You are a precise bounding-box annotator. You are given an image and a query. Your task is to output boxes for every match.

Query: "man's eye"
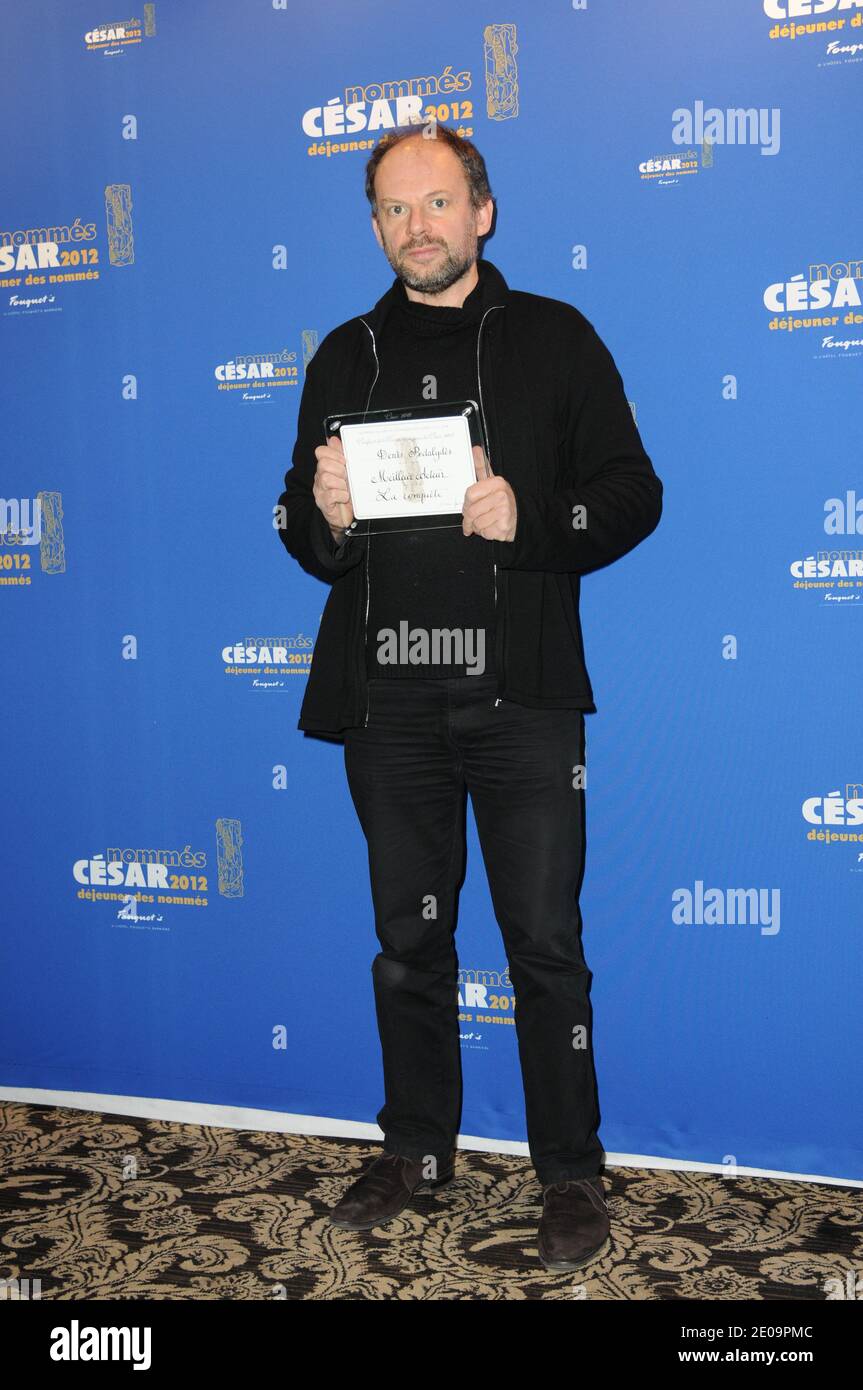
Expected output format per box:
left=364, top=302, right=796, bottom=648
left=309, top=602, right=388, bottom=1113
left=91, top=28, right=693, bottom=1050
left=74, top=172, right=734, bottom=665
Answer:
left=385, top=201, right=446, bottom=214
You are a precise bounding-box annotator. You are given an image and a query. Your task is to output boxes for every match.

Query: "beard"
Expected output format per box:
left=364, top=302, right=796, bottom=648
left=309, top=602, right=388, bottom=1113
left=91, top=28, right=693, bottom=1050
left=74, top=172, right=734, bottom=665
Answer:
left=383, top=227, right=479, bottom=296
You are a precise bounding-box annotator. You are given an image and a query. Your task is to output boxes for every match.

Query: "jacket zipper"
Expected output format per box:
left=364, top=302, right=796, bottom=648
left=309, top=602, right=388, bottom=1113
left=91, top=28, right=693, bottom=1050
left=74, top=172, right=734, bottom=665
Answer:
left=476, top=304, right=505, bottom=706
left=358, top=318, right=379, bottom=727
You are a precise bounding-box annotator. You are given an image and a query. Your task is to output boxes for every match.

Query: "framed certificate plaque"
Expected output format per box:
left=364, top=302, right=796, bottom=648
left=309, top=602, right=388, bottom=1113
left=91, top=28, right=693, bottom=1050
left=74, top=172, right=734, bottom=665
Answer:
left=322, top=399, right=490, bottom=530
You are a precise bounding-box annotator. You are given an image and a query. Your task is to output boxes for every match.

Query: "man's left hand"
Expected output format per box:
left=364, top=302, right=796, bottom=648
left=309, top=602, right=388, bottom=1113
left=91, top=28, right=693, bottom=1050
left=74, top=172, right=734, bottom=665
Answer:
left=463, top=446, right=517, bottom=542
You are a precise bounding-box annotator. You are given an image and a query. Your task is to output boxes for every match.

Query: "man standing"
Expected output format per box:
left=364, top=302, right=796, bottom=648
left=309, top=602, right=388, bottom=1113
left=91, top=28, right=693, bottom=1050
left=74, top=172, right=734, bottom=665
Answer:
left=276, top=123, right=662, bottom=1272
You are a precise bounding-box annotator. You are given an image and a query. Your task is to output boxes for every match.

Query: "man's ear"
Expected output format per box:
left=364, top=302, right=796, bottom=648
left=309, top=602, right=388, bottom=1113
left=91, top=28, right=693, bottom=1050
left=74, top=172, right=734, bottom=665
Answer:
left=478, top=197, right=494, bottom=238
left=371, top=213, right=383, bottom=249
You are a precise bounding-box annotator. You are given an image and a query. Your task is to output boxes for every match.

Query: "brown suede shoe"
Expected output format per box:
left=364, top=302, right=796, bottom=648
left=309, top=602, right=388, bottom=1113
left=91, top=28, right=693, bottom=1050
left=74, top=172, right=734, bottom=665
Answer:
left=537, top=1174, right=611, bottom=1272
left=328, top=1151, right=456, bottom=1231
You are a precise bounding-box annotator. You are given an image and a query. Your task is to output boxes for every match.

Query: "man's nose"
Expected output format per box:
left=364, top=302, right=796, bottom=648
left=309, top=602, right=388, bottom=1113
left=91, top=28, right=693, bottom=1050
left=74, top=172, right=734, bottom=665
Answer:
left=407, top=210, right=432, bottom=239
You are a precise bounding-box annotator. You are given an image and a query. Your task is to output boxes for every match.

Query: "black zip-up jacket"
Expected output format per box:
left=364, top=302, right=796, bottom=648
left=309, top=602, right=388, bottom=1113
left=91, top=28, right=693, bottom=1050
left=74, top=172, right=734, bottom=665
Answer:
left=276, top=257, right=663, bottom=738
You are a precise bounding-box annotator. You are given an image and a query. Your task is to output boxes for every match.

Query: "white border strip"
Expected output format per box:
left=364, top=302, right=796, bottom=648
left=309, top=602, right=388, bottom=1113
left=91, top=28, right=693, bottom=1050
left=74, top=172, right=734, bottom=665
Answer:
left=1, top=1087, right=859, bottom=1189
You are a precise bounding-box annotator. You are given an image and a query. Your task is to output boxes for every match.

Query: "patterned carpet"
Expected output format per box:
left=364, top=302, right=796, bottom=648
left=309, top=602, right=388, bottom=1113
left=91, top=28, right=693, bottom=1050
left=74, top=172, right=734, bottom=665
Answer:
left=0, top=1102, right=859, bottom=1300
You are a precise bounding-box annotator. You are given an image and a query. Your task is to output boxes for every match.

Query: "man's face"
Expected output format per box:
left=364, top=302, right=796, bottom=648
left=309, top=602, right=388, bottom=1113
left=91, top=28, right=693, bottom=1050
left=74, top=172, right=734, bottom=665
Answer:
left=371, top=136, right=493, bottom=295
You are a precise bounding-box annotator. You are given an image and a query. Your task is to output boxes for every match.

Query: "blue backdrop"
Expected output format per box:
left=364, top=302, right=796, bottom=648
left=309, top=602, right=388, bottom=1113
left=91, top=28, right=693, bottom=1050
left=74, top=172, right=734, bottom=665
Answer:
left=3, top=0, right=862, bottom=1182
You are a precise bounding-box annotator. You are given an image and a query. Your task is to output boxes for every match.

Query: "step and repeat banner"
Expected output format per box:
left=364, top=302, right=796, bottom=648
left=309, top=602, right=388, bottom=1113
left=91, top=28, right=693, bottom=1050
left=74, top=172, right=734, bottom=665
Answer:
left=3, top=0, right=862, bottom=1182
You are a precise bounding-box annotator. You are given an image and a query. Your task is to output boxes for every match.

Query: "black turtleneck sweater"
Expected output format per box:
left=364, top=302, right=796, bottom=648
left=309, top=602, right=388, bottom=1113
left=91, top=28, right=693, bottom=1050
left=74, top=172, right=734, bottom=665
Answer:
left=363, top=264, right=497, bottom=679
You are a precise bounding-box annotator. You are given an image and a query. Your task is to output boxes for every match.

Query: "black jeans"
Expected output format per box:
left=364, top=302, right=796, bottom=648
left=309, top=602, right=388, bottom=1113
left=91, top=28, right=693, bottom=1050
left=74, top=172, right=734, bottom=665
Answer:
left=343, top=673, right=604, bottom=1185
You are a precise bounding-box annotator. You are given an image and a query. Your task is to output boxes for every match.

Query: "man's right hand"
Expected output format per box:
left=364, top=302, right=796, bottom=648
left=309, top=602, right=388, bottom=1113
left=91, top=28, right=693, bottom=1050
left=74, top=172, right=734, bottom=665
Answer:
left=313, top=435, right=355, bottom=540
